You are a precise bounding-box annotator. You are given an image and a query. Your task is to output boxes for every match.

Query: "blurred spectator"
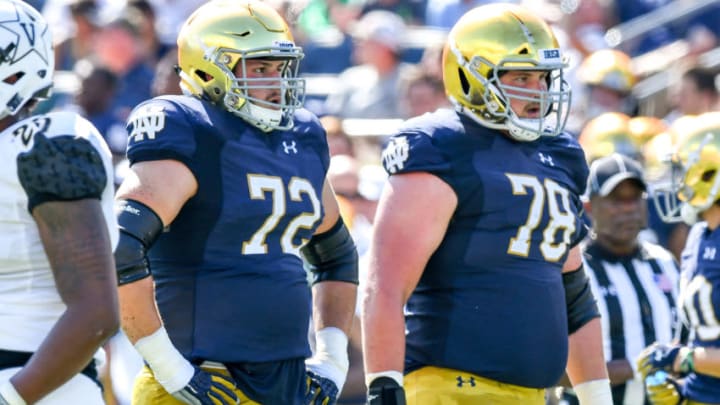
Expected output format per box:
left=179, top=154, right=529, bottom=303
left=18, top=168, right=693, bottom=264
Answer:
left=398, top=68, right=450, bottom=118
left=571, top=49, right=638, bottom=135
left=142, top=0, right=206, bottom=48
left=417, top=41, right=444, bottom=81
left=299, top=0, right=360, bottom=74
left=664, top=65, right=719, bottom=124
left=93, top=7, right=155, bottom=124
left=321, top=115, right=356, bottom=157
left=150, top=47, right=181, bottom=97
left=127, top=0, right=172, bottom=66
left=324, top=10, right=414, bottom=118
left=558, top=0, right=615, bottom=58
left=424, top=0, right=518, bottom=29
left=63, top=59, right=119, bottom=141
left=53, top=0, right=100, bottom=71
left=360, top=0, right=426, bottom=25
left=613, top=0, right=720, bottom=57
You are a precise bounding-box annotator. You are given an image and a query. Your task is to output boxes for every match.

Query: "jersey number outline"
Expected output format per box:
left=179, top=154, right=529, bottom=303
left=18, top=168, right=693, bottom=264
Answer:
left=681, top=275, right=720, bottom=341
left=506, top=174, right=576, bottom=261
left=242, top=174, right=321, bottom=256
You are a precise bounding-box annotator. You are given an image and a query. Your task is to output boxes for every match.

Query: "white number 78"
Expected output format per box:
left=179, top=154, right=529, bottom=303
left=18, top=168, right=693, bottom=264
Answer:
left=506, top=174, right=576, bottom=262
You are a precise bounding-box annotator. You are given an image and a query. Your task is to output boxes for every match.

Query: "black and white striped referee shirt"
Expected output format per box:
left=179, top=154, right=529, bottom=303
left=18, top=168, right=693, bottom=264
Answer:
left=583, top=239, right=680, bottom=405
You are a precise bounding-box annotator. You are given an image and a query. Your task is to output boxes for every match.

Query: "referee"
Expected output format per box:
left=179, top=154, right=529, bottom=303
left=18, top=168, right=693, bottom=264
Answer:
left=559, top=154, right=680, bottom=405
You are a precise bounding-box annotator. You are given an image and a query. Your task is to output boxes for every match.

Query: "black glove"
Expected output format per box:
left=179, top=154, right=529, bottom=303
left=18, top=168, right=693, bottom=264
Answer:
left=305, top=370, right=339, bottom=405
left=171, top=366, right=238, bottom=405
left=367, top=377, right=406, bottom=405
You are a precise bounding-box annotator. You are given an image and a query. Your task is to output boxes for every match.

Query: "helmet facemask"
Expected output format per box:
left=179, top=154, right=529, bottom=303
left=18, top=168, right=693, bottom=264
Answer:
left=448, top=44, right=571, bottom=142
left=176, top=0, right=306, bottom=132
left=0, top=0, right=54, bottom=120
left=196, top=45, right=305, bottom=132
left=653, top=132, right=720, bottom=224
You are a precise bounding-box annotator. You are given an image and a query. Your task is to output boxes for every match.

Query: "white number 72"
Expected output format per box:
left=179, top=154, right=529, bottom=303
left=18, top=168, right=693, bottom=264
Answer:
left=242, top=174, right=321, bottom=256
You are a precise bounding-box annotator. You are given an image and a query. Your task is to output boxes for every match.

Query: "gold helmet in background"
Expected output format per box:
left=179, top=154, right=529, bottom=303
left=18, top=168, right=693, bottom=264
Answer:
left=577, top=49, right=636, bottom=94
left=442, top=3, right=571, bottom=142
left=674, top=112, right=720, bottom=223
left=628, top=116, right=668, bottom=147
left=177, top=0, right=305, bottom=131
left=578, top=112, right=641, bottom=163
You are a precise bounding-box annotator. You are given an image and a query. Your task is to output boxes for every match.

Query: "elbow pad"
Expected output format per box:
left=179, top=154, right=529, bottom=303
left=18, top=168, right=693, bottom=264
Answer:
left=301, top=218, right=359, bottom=285
left=114, top=199, right=163, bottom=285
left=563, top=265, right=600, bottom=334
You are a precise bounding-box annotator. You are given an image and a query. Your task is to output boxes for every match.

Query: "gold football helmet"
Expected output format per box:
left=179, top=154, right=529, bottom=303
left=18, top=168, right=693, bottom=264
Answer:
left=577, top=49, right=636, bottom=94
left=442, top=4, right=571, bottom=141
left=628, top=116, right=668, bottom=147
left=652, top=113, right=720, bottom=224
left=578, top=112, right=641, bottom=163
left=177, top=0, right=305, bottom=131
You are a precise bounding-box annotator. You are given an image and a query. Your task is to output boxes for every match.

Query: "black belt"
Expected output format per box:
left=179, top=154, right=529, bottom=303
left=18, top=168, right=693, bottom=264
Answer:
left=0, top=350, right=100, bottom=387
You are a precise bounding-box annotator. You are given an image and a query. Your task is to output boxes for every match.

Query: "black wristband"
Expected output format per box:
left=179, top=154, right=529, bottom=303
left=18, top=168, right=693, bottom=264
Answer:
left=368, top=377, right=406, bottom=405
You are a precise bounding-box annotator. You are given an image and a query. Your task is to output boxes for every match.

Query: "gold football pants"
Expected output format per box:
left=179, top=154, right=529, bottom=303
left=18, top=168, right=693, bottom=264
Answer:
left=404, top=366, right=545, bottom=405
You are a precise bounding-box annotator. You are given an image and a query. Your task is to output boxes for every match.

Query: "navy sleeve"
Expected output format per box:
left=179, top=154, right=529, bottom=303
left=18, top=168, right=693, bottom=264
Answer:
left=17, top=134, right=107, bottom=212
left=125, top=98, right=197, bottom=168
left=381, top=132, right=452, bottom=177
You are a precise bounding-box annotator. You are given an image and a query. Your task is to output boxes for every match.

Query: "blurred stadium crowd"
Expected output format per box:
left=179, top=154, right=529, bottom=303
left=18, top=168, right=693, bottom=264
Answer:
left=22, top=0, right=720, bottom=404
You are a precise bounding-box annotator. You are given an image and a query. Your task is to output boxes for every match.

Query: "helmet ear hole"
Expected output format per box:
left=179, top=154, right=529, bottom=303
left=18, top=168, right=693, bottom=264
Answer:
left=458, top=68, right=470, bottom=96
left=703, top=169, right=716, bottom=182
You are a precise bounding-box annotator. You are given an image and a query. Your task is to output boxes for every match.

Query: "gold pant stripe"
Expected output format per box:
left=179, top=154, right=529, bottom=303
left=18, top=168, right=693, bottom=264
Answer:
left=131, top=365, right=261, bottom=405
left=404, top=366, right=545, bottom=405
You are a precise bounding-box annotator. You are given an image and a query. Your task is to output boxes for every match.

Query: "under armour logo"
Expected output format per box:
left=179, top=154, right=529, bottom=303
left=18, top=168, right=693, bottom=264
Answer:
left=282, top=140, right=297, bottom=154
left=538, top=152, right=554, bottom=166
left=382, top=136, right=410, bottom=174
left=703, top=247, right=716, bottom=260
left=456, top=376, right=475, bottom=387
left=128, top=105, right=166, bottom=142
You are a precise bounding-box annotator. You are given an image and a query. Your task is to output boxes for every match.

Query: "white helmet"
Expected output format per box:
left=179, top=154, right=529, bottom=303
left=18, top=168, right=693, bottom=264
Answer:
left=0, top=0, right=54, bottom=119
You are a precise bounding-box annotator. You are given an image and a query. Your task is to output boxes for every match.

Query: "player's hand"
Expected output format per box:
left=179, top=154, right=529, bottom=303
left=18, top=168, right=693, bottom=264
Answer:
left=645, top=371, right=684, bottom=405
left=305, top=370, right=339, bottom=405
left=636, top=343, right=682, bottom=379
left=171, top=366, right=239, bottom=405
left=367, top=377, right=406, bottom=405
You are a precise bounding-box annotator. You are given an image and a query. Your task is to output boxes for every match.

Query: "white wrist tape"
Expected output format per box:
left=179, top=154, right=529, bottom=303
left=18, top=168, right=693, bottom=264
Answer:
left=574, top=378, right=612, bottom=405
left=305, top=327, right=349, bottom=393
left=134, top=327, right=195, bottom=394
left=365, top=370, right=404, bottom=387
left=0, top=382, right=25, bottom=405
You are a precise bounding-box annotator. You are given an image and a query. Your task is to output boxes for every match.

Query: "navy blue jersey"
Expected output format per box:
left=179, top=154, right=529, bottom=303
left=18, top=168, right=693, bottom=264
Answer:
left=382, top=109, right=588, bottom=388
left=678, top=223, right=720, bottom=402
left=125, top=96, right=330, bottom=363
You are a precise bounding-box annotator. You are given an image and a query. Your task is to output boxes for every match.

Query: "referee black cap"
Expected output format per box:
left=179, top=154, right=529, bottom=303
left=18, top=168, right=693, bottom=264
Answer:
left=587, top=153, right=646, bottom=198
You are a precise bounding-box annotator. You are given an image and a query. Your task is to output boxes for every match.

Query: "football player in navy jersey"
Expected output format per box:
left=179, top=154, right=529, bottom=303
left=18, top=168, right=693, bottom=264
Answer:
left=638, top=112, right=720, bottom=405
left=0, top=1, right=120, bottom=404
left=112, top=1, right=358, bottom=405
left=361, top=4, right=612, bottom=405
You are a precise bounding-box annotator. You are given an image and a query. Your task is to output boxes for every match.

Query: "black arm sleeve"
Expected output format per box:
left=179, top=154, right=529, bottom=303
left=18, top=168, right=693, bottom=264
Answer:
left=563, top=265, right=601, bottom=334
left=368, top=377, right=406, bottom=405
left=300, top=218, right=359, bottom=285
left=114, top=199, right=164, bottom=285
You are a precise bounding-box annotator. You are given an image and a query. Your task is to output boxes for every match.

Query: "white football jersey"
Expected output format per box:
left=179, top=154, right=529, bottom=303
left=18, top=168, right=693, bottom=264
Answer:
left=0, top=111, right=118, bottom=352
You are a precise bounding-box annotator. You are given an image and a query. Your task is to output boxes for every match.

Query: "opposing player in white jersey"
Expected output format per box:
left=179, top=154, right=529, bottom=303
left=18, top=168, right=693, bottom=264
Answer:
left=0, top=1, right=120, bottom=404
